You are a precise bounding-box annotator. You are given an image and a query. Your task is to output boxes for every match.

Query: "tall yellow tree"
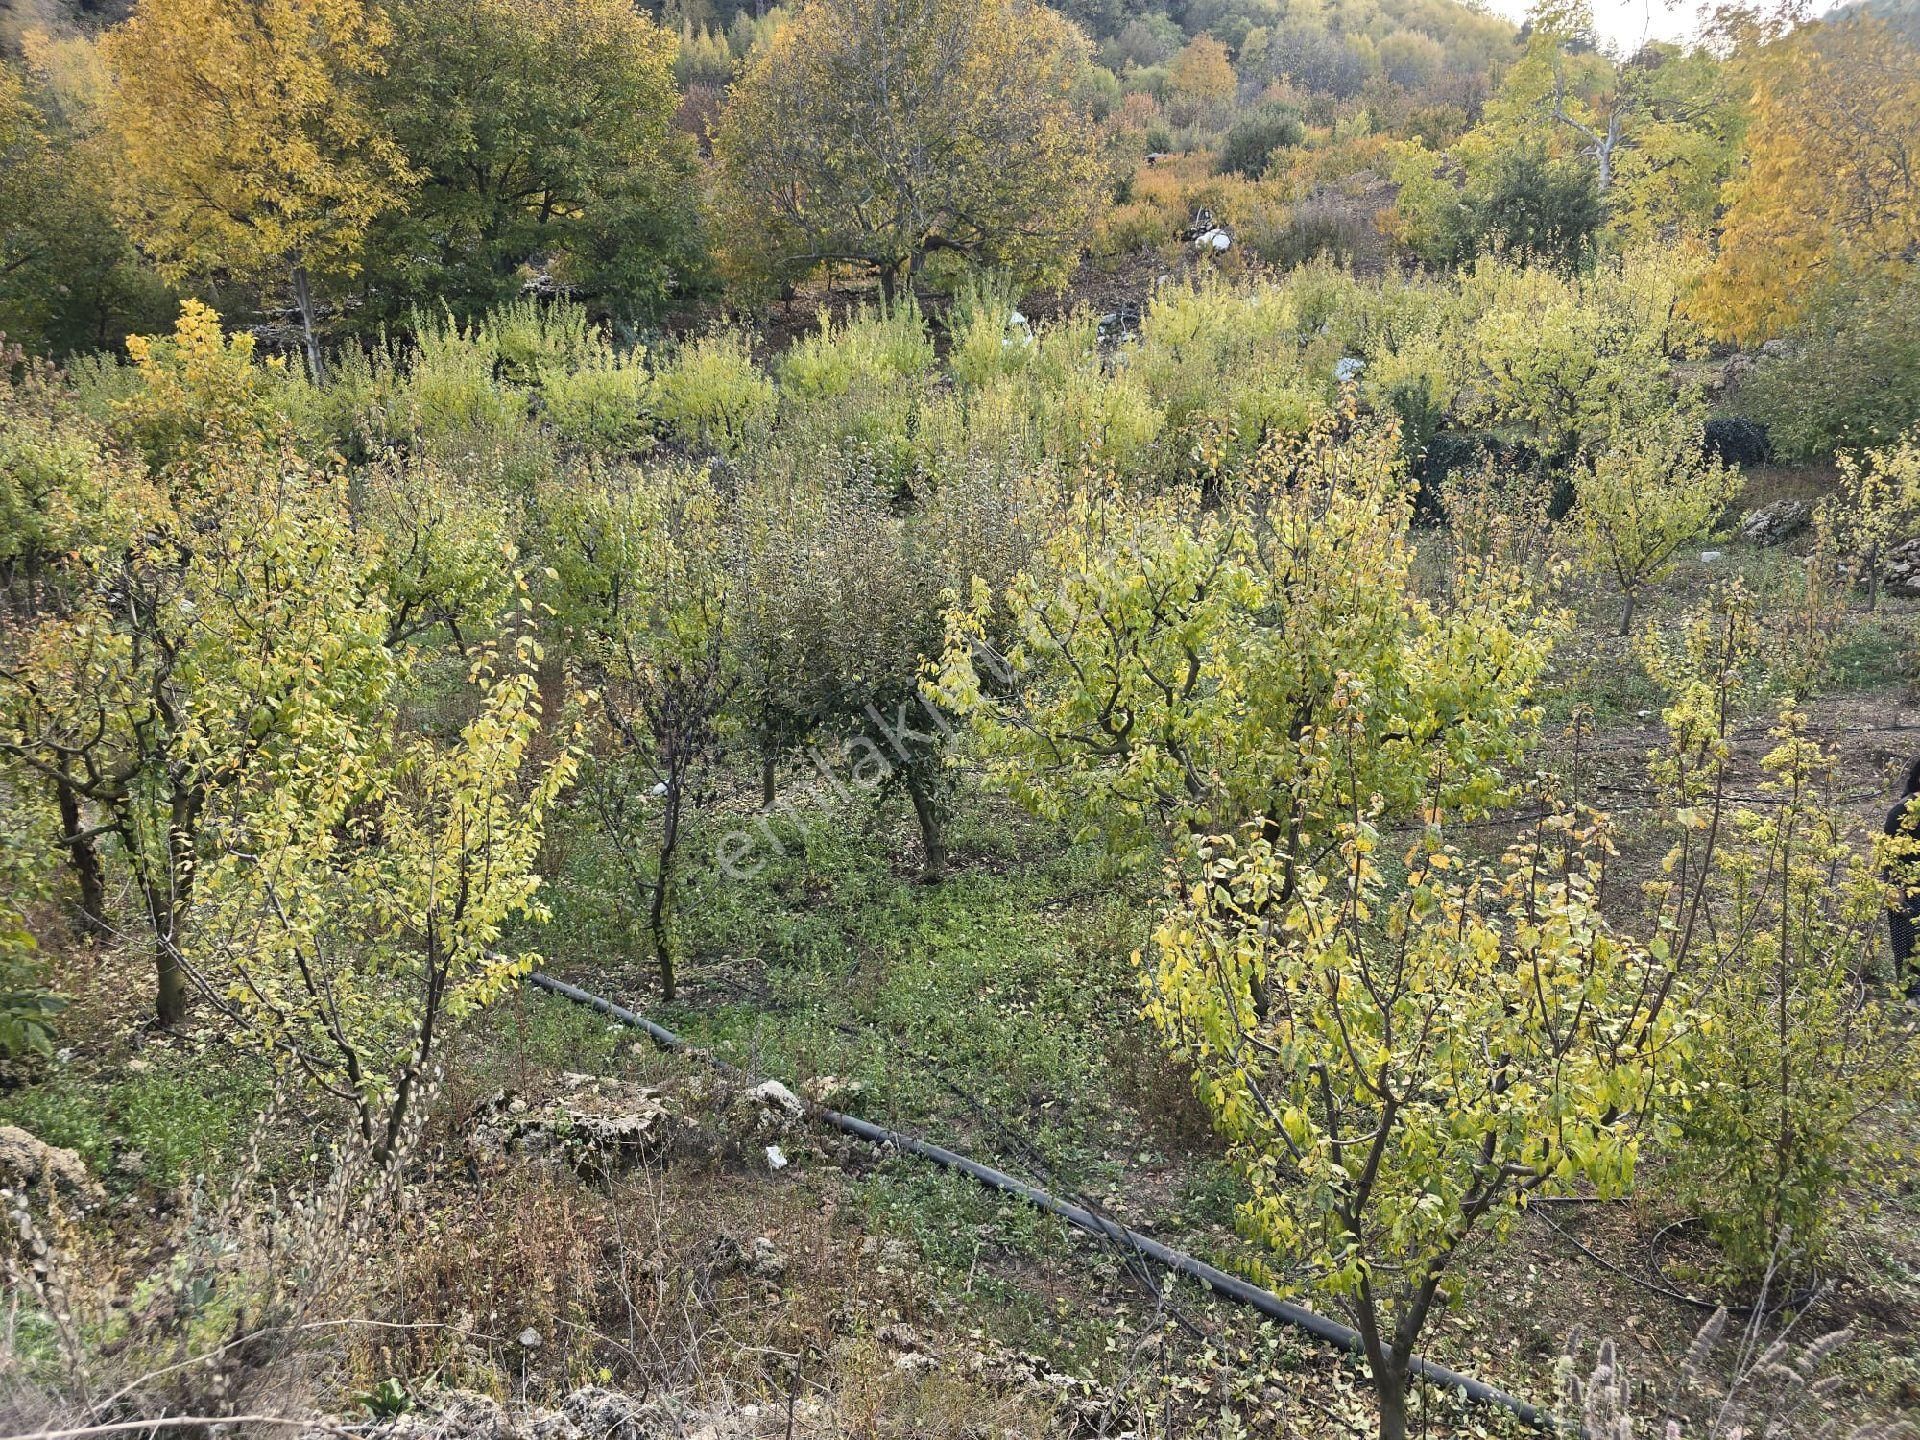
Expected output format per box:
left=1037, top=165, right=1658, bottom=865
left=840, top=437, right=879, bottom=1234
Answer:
left=712, top=0, right=1107, bottom=299
left=1164, top=34, right=1235, bottom=126
left=100, top=0, right=411, bottom=378
left=1693, top=14, right=1920, bottom=342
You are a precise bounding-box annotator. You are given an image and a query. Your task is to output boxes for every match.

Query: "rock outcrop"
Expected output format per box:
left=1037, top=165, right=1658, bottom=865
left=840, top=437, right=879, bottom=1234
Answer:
left=1737, top=498, right=1812, bottom=547
left=0, top=1124, right=102, bottom=1201
left=466, top=1074, right=682, bottom=1174
left=1885, top=536, right=1920, bottom=597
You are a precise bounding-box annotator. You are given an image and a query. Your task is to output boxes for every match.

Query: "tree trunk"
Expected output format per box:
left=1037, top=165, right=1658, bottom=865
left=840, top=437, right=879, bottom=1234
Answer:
left=1352, top=1288, right=1410, bottom=1440
left=291, top=262, right=327, bottom=386
left=153, top=889, right=189, bottom=1028
left=1374, top=1367, right=1409, bottom=1440
left=903, top=767, right=946, bottom=882
left=761, top=750, right=777, bottom=810
left=877, top=264, right=897, bottom=307
left=1595, top=110, right=1620, bottom=192
left=651, top=778, right=682, bottom=1002
left=53, top=778, right=108, bottom=939
left=149, top=798, right=198, bottom=1027
left=1617, top=587, right=1637, bottom=636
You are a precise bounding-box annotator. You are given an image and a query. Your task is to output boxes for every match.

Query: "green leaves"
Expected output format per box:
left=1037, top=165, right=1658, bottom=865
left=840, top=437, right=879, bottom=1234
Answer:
left=362, top=0, right=700, bottom=327
left=939, top=404, right=1556, bottom=859
left=191, top=616, right=578, bottom=1136
left=711, top=0, right=1108, bottom=293
left=1569, top=397, right=1743, bottom=635
left=1660, top=708, right=1912, bottom=1277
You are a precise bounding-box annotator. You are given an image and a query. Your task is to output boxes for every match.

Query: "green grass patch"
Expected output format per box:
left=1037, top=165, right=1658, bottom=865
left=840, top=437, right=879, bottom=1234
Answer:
left=534, top=783, right=1168, bottom=1189
left=0, top=1047, right=271, bottom=1191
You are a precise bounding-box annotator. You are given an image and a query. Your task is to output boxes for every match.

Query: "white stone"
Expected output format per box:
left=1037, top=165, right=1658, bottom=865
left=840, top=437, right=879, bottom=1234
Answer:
left=748, top=1078, right=803, bottom=1118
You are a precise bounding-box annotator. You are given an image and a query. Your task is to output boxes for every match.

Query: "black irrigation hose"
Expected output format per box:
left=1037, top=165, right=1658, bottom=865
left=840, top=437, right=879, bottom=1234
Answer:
left=1529, top=1210, right=1821, bottom=1321
left=1530, top=1208, right=1723, bottom=1314
left=526, top=970, right=1549, bottom=1430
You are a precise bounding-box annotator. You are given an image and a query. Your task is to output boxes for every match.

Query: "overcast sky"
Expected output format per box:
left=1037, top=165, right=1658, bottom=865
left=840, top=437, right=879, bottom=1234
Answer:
left=1479, top=0, right=1842, bottom=51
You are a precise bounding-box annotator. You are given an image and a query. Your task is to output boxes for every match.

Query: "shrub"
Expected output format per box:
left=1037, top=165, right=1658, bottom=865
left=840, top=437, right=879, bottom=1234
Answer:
left=1038, top=364, right=1165, bottom=478
left=1573, top=404, right=1742, bottom=634
left=1217, top=104, right=1303, bottom=178
left=777, top=301, right=935, bottom=398
left=1741, top=269, right=1920, bottom=459
left=653, top=329, right=776, bottom=455
left=539, top=345, right=653, bottom=451
left=1812, top=425, right=1920, bottom=610
left=946, top=274, right=1033, bottom=390
left=1148, top=813, right=1670, bottom=1440
left=0, top=794, right=60, bottom=1062
left=1471, top=146, right=1604, bottom=273
left=779, top=376, right=925, bottom=490
left=282, top=338, right=409, bottom=458
left=481, top=298, right=600, bottom=385
left=1129, top=281, right=1302, bottom=436
left=110, top=300, right=289, bottom=469
left=912, top=380, right=1039, bottom=478
left=1245, top=192, right=1378, bottom=269
left=1457, top=258, right=1679, bottom=454
left=1639, top=602, right=1911, bottom=1280
left=1702, top=416, right=1772, bottom=467
left=403, top=308, right=527, bottom=444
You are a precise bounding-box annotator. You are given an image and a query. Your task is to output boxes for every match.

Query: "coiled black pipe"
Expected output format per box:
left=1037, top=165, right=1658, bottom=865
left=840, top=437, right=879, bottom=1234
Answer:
left=527, top=970, right=1547, bottom=1428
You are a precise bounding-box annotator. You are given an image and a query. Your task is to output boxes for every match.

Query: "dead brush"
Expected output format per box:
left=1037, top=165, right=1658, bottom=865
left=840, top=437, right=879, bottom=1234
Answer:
left=0, top=1065, right=439, bottom=1439
left=370, top=1155, right=838, bottom=1401
left=1557, top=1253, right=1914, bottom=1440
left=363, top=1149, right=1053, bottom=1433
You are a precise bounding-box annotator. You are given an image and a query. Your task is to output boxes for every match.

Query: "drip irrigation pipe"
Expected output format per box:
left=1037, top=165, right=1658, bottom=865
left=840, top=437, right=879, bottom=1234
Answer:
left=527, top=970, right=1548, bottom=1430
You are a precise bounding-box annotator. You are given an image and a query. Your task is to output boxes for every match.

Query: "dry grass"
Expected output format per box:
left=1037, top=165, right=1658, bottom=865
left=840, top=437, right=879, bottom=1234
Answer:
left=354, top=1101, right=1061, bottom=1435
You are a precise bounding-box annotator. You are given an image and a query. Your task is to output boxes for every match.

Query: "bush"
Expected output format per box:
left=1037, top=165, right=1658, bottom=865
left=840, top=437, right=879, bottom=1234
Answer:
left=1470, top=146, right=1604, bottom=273
left=1741, top=270, right=1920, bottom=459
left=1573, top=404, right=1742, bottom=633
left=403, top=308, right=527, bottom=444
left=946, top=275, right=1033, bottom=390
left=1038, top=364, right=1165, bottom=476
left=281, top=339, right=407, bottom=457
left=1217, top=105, right=1303, bottom=178
left=1702, top=416, right=1772, bottom=467
left=1249, top=192, right=1378, bottom=269
left=1641, top=683, right=1911, bottom=1280
left=0, top=794, right=60, bottom=1063
left=481, top=298, right=599, bottom=385
left=539, top=346, right=653, bottom=452
left=911, top=380, right=1040, bottom=478
left=777, top=302, right=935, bottom=398
left=653, top=329, right=776, bottom=455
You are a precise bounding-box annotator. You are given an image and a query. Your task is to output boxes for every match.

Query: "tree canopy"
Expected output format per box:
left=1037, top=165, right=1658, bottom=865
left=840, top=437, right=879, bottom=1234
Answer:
left=1692, top=14, right=1920, bottom=342
left=99, top=0, right=411, bottom=373
left=712, top=0, right=1109, bottom=297
left=360, top=0, right=703, bottom=328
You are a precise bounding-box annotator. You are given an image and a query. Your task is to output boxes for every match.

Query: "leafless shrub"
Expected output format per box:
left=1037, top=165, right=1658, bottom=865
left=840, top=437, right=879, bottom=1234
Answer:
left=0, top=1069, right=438, bottom=1439
left=1558, top=1251, right=1913, bottom=1440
